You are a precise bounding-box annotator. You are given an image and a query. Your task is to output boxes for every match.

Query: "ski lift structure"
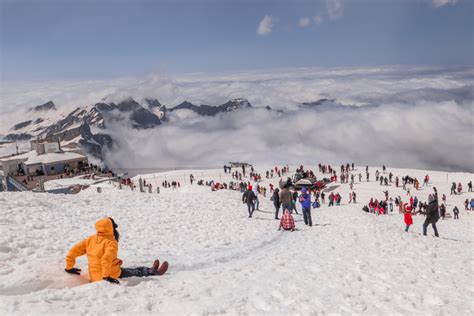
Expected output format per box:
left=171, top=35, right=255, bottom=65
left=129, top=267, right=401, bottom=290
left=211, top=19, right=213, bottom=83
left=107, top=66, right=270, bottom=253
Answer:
left=228, top=162, right=253, bottom=168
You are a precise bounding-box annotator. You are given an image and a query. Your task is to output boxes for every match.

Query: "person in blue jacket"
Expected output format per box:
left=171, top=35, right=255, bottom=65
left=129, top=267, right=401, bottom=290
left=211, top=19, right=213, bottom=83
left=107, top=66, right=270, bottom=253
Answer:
left=299, top=187, right=313, bottom=226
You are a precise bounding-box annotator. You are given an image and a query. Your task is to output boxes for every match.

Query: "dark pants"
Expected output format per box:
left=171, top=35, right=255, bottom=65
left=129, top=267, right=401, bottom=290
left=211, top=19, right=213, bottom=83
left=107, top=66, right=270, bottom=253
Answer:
left=247, top=202, right=255, bottom=217
left=302, top=207, right=312, bottom=226
left=120, top=267, right=157, bottom=278
left=292, top=202, right=299, bottom=214
left=454, top=213, right=459, bottom=219
left=423, top=220, right=439, bottom=237
left=281, top=202, right=292, bottom=214
left=274, top=203, right=281, bottom=219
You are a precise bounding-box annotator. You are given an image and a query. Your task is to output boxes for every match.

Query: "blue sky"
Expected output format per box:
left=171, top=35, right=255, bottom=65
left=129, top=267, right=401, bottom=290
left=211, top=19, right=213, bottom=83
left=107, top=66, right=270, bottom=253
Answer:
left=0, top=0, right=472, bottom=81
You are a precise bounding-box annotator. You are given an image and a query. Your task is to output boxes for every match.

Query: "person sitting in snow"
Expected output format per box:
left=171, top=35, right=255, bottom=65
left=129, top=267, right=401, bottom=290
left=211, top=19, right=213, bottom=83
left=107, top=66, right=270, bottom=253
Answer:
left=65, top=217, right=168, bottom=284
left=279, top=209, right=296, bottom=231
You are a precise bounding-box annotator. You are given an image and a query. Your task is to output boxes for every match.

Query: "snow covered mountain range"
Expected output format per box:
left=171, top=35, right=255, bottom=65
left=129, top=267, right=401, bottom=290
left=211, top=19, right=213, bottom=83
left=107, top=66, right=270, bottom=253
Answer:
left=2, top=97, right=280, bottom=163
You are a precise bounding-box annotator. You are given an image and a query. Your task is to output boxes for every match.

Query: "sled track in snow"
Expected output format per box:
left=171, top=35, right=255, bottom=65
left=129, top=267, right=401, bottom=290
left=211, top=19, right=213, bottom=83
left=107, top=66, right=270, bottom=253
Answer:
left=171, top=233, right=286, bottom=273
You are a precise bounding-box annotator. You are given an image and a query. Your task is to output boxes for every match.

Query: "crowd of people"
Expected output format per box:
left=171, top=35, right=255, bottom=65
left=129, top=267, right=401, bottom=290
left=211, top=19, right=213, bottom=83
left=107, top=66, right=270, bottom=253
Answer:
left=114, top=163, right=472, bottom=239
left=237, top=163, right=472, bottom=238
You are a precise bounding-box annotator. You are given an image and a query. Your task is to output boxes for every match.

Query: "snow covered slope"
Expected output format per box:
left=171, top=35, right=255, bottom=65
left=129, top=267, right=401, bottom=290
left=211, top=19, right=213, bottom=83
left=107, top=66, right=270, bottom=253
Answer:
left=0, top=166, right=472, bottom=314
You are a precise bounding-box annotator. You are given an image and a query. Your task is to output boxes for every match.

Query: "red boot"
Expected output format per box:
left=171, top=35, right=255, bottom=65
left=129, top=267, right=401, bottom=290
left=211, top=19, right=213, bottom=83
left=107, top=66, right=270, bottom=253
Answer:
left=152, top=260, right=160, bottom=271
left=157, top=261, right=168, bottom=276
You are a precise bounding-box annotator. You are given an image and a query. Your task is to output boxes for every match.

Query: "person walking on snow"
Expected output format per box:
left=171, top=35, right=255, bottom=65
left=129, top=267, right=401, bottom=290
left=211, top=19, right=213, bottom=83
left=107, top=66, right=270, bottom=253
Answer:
left=453, top=206, right=460, bottom=219
left=451, top=182, right=457, bottom=195
left=279, top=209, right=296, bottom=231
left=423, top=194, right=439, bottom=237
left=65, top=218, right=168, bottom=284
left=242, top=185, right=257, bottom=218
left=252, top=183, right=260, bottom=210
left=272, top=188, right=282, bottom=220
left=279, top=185, right=293, bottom=215
left=292, top=190, right=300, bottom=215
left=299, top=187, right=313, bottom=226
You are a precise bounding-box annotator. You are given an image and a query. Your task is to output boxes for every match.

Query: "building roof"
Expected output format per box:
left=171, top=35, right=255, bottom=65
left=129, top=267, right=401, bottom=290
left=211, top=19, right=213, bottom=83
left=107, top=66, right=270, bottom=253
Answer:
left=0, top=150, right=87, bottom=165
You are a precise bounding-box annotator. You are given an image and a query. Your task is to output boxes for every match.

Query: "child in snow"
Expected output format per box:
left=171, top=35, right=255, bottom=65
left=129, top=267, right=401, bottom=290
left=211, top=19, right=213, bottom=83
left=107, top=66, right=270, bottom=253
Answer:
left=403, top=204, right=413, bottom=232
left=279, top=209, right=296, bottom=231
left=65, top=218, right=168, bottom=284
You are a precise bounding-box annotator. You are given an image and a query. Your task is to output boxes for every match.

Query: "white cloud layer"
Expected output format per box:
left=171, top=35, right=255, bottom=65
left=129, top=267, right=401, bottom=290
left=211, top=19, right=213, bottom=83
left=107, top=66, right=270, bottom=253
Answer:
left=0, top=66, right=473, bottom=172
left=257, top=15, right=275, bottom=36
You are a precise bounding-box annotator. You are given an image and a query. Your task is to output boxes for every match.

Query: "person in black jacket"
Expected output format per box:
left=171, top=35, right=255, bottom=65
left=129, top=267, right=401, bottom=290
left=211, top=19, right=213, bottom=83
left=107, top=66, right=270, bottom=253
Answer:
left=272, top=188, right=281, bottom=220
left=291, top=190, right=299, bottom=215
left=423, top=194, right=439, bottom=237
left=453, top=206, right=460, bottom=219
left=242, top=185, right=256, bottom=218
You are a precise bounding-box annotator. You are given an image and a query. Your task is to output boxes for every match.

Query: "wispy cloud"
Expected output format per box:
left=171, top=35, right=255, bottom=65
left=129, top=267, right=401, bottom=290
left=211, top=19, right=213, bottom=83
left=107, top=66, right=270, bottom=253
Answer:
left=431, top=0, right=458, bottom=8
left=327, top=0, right=344, bottom=20
left=257, top=15, right=275, bottom=36
left=299, top=17, right=311, bottom=28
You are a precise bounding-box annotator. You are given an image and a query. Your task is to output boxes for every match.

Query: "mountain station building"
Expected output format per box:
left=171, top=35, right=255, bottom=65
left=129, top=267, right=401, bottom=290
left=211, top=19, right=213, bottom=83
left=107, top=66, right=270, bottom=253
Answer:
left=0, top=140, right=88, bottom=177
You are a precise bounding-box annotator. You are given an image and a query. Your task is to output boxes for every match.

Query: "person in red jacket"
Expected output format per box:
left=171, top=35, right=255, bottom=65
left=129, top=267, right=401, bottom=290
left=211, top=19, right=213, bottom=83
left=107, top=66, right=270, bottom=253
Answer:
left=279, top=209, right=295, bottom=231
left=403, top=203, right=413, bottom=232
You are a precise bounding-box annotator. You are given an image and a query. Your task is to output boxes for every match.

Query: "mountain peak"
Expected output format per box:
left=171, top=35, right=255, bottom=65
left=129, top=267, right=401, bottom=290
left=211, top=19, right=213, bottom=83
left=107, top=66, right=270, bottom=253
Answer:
left=29, top=101, right=56, bottom=112
left=145, top=98, right=162, bottom=109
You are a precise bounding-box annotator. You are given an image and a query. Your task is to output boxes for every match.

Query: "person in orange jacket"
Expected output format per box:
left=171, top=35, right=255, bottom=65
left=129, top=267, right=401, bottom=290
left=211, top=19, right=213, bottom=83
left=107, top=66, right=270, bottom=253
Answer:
left=65, top=217, right=168, bottom=284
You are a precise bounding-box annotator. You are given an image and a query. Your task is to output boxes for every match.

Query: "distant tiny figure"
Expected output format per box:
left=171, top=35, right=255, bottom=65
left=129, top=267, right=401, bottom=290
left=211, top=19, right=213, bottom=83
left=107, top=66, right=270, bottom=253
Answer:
left=453, top=206, right=459, bottom=219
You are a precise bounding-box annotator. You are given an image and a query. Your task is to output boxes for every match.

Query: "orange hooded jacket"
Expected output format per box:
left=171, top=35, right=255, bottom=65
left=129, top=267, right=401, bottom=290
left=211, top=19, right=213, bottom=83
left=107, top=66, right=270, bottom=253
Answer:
left=65, top=218, right=122, bottom=282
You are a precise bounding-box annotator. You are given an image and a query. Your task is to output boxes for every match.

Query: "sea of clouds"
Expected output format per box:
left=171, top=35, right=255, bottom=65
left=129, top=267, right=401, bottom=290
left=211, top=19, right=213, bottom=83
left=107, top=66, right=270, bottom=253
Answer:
left=0, top=65, right=472, bottom=172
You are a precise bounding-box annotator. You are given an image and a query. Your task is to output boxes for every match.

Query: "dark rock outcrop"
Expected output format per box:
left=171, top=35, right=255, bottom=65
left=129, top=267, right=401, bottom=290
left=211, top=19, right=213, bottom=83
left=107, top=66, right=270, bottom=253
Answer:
left=169, top=98, right=252, bottom=116
left=29, top=101, right=56, bottom=112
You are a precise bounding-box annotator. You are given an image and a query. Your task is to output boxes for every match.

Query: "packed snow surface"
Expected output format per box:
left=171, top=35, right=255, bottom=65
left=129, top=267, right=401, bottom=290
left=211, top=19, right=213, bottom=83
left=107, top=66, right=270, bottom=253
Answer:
left=0, top=166, right=473, bottom=314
